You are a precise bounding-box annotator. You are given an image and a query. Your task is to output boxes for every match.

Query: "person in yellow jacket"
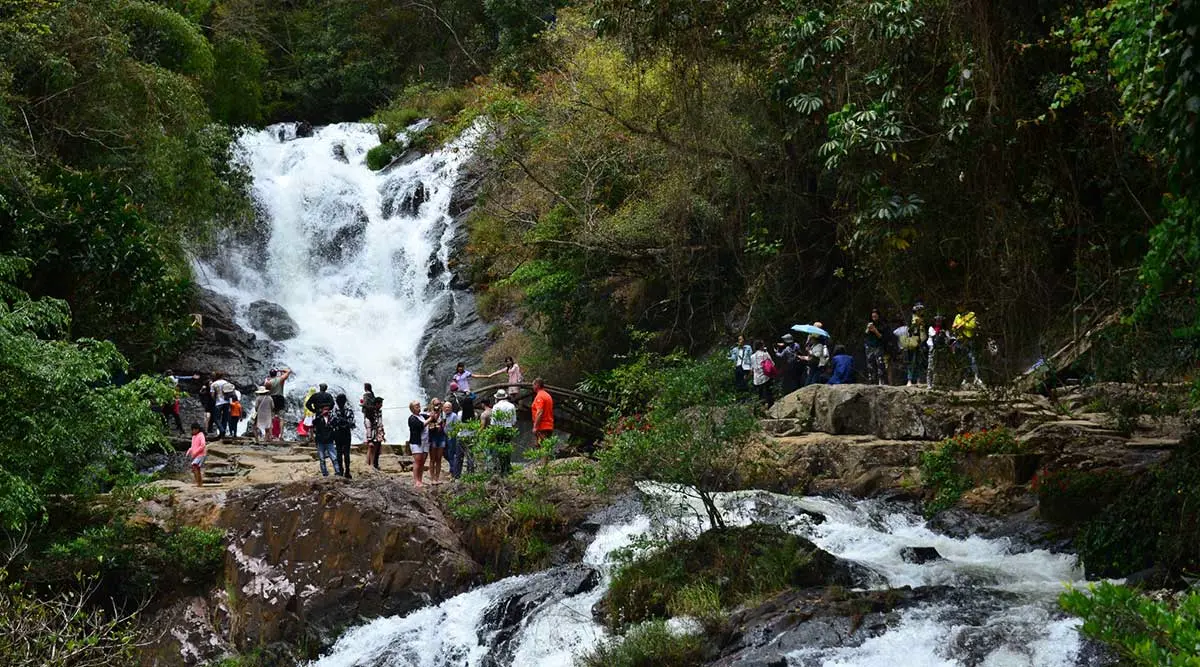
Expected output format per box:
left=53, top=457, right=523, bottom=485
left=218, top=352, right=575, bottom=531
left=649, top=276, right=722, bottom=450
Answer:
left=952, top=307, right=983, bottom=387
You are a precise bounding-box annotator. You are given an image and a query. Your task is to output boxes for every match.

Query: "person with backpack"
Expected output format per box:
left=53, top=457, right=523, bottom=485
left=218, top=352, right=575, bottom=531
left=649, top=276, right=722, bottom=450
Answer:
left=448, top=382, right=475, bottom=421
left=332, top=394, right=356, bottom=479
left=750, top=340, right=776, bottom=407
left=210, top=372, right=235, bottom=438
left=952, top=306, right=984, bottom=387
left=312, top=405, right=341, bottom=477
left=366, top=396, right=385, bottom=470
left=904, top=303, right=929, bottom=387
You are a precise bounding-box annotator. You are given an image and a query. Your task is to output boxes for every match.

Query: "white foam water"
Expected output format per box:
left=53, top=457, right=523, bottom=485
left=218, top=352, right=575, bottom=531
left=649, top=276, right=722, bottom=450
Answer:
left=198, top=122, right=478, bottom=415
left=308, top=488, right=1098, bottom=667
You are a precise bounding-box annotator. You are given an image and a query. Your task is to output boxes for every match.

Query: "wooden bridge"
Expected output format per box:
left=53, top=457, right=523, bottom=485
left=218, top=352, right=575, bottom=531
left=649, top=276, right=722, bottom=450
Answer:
left=469, top=382, right=614, bottom=441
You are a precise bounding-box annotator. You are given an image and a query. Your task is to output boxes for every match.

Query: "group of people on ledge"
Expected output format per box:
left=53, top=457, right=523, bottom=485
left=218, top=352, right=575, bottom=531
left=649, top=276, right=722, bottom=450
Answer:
left=181, top=357, right=556, bottom=490
left=732, top=303, right=986, bottom=407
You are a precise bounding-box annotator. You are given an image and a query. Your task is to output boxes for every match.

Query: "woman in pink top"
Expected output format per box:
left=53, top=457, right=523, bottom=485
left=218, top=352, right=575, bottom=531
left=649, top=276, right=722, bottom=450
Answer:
left=484, top=357, right=523, bottom=399
left=187, top=422, right=207, bottom=487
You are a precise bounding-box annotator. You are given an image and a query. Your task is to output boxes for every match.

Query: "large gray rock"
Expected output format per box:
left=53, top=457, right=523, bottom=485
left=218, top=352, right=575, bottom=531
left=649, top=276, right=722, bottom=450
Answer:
left=247, top=300, right=299, bottom=341
left=217, top=477, right=480, bottom=650
left=769, top=384, right=1058, bottom=441
left=169, top=288, right=277, bottom=389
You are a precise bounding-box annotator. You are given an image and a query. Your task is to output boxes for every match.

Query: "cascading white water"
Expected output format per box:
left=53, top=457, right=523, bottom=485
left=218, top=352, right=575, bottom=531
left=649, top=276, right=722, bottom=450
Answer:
left=309, top=489, right=1102, bottom=667
left=197, top=122, right=478, bottom=412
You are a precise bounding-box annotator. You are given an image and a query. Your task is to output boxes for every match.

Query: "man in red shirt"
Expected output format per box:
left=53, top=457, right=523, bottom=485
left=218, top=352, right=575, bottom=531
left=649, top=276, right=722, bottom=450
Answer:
left=531, top=378, right=554, bottom=446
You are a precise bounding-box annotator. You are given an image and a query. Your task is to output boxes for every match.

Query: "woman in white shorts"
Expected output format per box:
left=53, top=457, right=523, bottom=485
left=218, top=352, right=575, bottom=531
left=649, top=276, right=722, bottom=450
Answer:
left=408, top=400, right=432, bottom=488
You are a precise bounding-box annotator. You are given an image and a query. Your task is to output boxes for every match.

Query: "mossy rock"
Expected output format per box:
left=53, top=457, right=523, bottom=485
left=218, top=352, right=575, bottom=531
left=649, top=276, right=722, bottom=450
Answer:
left=603, top=524, right=852, bottom=631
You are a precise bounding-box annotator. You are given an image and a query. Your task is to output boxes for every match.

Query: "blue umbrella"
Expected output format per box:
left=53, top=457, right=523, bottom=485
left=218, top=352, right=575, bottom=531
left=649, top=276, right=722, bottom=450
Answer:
left=791, top=324, right=830, bottom=338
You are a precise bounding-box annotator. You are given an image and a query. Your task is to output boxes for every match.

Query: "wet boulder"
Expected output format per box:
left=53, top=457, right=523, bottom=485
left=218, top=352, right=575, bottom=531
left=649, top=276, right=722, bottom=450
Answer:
left=900, top=546, right=944, bottom=564
left=247, top=300, right=299, bottom=341
left=169, top=288, right=277, bottom=389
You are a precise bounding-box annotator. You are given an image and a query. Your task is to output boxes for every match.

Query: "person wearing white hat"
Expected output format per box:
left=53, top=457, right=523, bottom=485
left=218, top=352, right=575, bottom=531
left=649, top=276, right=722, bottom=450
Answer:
left=491, top=390, right=517, bottom=475
left=253, top=386, right=273, bottom=441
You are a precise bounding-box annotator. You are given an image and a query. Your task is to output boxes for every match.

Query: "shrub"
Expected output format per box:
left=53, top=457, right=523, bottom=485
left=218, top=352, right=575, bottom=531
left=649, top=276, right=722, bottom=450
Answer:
left=1074, top=435, right=1200, bottom=579
left=1061, top=582, right=1200, bottom=666
left=605, top=524, right=820, bottom=631
left=577, top=620, right=706, bottom=667
left=365, top=142, right=403, bottom=171
left=919, top=428, right=1021, bottom=516
left=0, top=567, right=142, bottom=667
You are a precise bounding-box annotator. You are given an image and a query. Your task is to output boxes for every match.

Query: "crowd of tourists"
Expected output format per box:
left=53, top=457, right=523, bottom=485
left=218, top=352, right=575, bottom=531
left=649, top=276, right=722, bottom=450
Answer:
left=732, top=303, right=987, bottom=407
left=173, top=357, right=556, bottom=489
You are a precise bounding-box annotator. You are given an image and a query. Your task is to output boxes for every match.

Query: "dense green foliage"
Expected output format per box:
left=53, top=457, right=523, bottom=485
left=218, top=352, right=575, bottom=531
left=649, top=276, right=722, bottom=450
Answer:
left=577, top=619, right=706, bottom=667
left=0, top=257, right=168, bottom=529
left=0, top=565, right=142, bottom=667
left=586, top=352, right=759, bottom=530
left=0, top=0, right=251, bottom=365
left=1074, top=434, right=1200, bottom=579
left=1061, top=583, right=1200, bottom=666
left=605, top=524, right=819, bottom=631
left=461, top=0, right=1196, bottom=379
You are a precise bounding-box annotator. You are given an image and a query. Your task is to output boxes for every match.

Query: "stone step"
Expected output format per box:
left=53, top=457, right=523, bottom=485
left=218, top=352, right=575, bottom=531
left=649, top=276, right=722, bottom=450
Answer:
left=272, top=454, right=314, bottom=463
left=1125, top=437, right=1180, bottom=450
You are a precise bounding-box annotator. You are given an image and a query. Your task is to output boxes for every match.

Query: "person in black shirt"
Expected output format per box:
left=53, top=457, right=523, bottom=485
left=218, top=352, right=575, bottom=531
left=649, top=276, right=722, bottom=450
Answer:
left=332, top=394, right=356, bottom=479
left=306, top=383, right=335, bottom=414
left=312, top=405, right=341, bottom=477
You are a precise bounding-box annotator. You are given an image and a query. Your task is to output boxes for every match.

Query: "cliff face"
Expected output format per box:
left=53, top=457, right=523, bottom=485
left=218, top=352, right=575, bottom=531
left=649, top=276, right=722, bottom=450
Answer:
left=144, top=476, right=480, bottom=665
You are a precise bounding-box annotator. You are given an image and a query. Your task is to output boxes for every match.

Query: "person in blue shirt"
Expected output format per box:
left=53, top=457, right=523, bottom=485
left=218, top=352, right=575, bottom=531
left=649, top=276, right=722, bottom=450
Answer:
left=827, top=345, right=855, bottom=385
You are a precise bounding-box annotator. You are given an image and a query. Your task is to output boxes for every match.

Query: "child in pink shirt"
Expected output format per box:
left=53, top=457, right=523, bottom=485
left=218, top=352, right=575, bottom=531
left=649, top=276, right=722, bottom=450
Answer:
left=187, top=422, right=207, bottom=487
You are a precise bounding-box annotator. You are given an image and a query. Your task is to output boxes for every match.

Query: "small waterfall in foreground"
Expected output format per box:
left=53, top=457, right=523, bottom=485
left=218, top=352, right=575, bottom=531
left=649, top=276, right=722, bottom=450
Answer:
left=198, top=122, right=478, bottom=413
left=310, top=489, right=1104, bottom=667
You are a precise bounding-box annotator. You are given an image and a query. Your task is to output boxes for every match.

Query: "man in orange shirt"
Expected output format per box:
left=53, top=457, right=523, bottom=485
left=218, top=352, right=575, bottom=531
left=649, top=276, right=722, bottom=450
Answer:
left=531, top=378, right=554, bottom=446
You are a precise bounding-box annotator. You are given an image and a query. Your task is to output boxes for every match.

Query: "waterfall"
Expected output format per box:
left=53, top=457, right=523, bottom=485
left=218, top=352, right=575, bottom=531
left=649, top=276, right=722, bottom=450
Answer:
left=197, top=122, right=478, bottom=413
left=309, top=488, right=1105, bottom=667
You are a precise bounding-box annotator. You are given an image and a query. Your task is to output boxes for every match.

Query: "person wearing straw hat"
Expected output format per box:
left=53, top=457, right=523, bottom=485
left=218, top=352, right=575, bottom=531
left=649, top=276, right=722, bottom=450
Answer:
left=491, top=389, right=517, bottom=475
left=253, top=386, right=273, bottom=441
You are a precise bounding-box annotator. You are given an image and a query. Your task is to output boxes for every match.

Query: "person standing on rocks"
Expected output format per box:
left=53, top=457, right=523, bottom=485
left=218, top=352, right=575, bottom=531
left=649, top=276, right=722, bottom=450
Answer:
left=210, top=372, right=235, bottom=439
left=448, top=382, right=475, bottom=421
left=531, top=378, right=555, bottom=447
left=927, top=314, right=950, bottom=389
left=864, top=310, right=887, bottom=385
left=491, top=390, right=517, bottom=475
left=187, top=422, right=206, bottom=488
left=952, top=306, right=983, bottom=387
left=442, top=400, right=463, bottom=479
left=803, top=325, right=829, bottom=387
left=366, top=397, right=385, bottom=470
left=408, top=400, right=432, bottom=488
left=253, top=386, right=273, bottom=441
left=199, top=375, right=216, bottom=435
left=332, top=394, right=356, bottom=479
left=452, top=362, right=474, bottom=396
left=360, top=382, right=376, bottom=420
left=905, top=303, right=928, bottom=387
left=750, top=340, right=775, bottom=407
left=306, top=383, right=335, bottom=414
left=483, top=357, right=523, bottom=399
left=312, top=405, right=341, bottom=477
left=729, top=335, right=753, bottom=392
left=427, top=398, right=447, bottom=484
left=229, top=388, right=244, bottom=438
left=264, top=368, right=291, bottom=439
